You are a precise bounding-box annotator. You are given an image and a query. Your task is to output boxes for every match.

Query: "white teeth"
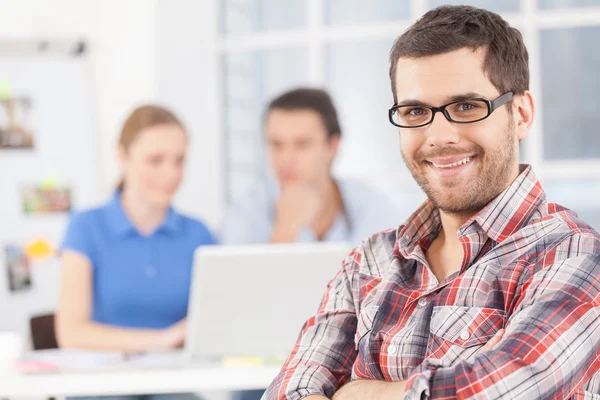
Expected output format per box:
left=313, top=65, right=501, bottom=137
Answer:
left=431, top=157, right=471, bottom=168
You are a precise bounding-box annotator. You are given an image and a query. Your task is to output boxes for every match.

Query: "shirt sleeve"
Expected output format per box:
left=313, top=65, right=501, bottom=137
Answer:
left=194, top=219, right=218, bottom=245
left=263, top=247, right=363, bottom=400
left=348, top=189, right=403, bottom=246
left=60, top=212, right=95, bottom=263
left=404, top=252, right=600, bottom=400
left=219, top=189, right=273, bottom=244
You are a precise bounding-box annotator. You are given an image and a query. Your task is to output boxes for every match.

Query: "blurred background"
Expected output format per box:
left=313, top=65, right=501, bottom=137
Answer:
left=0, top=0, right=599, bottom=355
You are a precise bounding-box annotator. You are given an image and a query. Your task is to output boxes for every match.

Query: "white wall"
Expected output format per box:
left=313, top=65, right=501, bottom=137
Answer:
left=0, top=55, right=98, bottom=336
left=155, top=0, right=225, bottom=227
left=0, top=0, right=158, bottom=200
left=0, top=0, right=224, bottom=229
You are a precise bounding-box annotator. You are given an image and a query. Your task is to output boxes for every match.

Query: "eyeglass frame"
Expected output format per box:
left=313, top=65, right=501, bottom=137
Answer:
left=388, top=92, right=514, bottom=128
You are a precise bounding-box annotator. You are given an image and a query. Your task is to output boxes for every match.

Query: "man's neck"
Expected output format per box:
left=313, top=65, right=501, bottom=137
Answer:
left=438, top=210, right=474, bottom=247
left=425, top=210, right=476, bottom=283
left=312, top=177, right=343, bottom=239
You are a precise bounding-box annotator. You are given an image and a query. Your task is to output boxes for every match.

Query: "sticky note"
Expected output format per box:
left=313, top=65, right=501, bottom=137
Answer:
left=0, top=78, right=9, bottom=100
left=25, top=239, right=55, bottom=259
left=40, top=173, right=60, bottom=190
left=222, top=356, right=265, bottom=368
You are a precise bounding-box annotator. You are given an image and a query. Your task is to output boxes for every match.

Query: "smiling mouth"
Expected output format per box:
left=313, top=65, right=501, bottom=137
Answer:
left=429, top=156, right=475, bottom=169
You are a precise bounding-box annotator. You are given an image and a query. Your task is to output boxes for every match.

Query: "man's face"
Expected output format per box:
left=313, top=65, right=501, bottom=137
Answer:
left=394, top=48, right=528, bottom=215
left=265, top=109, right=339, bottom=189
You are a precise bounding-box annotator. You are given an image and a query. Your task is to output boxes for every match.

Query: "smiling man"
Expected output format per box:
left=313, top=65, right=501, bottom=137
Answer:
left=263, top=5, right=600, bottom=400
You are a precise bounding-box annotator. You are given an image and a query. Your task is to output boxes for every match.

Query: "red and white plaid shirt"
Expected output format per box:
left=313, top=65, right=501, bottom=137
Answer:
left=264, top=165, right=600, bottom=400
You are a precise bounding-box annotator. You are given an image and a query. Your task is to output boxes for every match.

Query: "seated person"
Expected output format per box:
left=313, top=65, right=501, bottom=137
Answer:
left=263, top=6, right=600, bottom=400
left=220, top=88, right=401, bottom=246
left=56, top=105, right=216, bottom=400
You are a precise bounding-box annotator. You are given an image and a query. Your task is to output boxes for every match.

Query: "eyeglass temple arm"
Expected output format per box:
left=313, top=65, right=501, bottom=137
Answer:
left=490, top=92, right=514, bottom=111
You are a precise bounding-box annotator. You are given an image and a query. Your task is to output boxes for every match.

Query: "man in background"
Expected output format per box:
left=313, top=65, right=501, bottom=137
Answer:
left=221, top=88, right=401, bottom=246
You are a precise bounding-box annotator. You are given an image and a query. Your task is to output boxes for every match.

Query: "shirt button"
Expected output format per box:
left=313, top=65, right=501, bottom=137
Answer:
left=418, top=298, right=428, bottom=307
left=145, top=266, right=157, bottom=278
left=460, top=330, right=471, bottom=341
left=387, top=344, right=398, bottom=355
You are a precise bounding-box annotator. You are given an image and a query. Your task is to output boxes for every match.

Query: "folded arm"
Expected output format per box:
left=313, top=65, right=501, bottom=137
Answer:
left=404, top=253, right=600, bottom=400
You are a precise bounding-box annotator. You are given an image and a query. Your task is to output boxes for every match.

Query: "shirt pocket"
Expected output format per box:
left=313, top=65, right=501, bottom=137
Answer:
left=352, top=303, right=382, bottom=379
left=427, top=306, right=506, bottom=365
left=355, top=303, right=379, bottom=349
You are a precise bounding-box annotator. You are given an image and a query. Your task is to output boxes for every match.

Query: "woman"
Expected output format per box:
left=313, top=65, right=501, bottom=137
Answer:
left=56, top=104, right=215, bottom=358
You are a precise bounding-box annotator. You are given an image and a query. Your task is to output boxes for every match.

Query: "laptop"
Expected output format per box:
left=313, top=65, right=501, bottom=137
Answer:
left=185, top=243, right=352, bottom=362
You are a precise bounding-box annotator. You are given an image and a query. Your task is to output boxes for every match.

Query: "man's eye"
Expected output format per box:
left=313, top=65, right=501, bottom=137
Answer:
left=401, top=107, right=427, bottom=117
left=456, top=102, right=476, bottom=111
left=409, top=107, right=427, bottom=116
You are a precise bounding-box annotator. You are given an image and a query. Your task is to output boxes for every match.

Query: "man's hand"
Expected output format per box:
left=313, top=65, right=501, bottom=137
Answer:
left=271, top=183, right=322, bottom=242
left=328, top=330, right=503, bottom=400
left=332, top=380, right=407, bottom=400
left=481, top=328, right=505, bottom=352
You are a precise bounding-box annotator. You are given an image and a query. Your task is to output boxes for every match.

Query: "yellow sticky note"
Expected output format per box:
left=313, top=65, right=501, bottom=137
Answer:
left=25, top=239, right=55, bottom=259
left=41, top=173, right=59, bottom=190
left=222, top=356, right=264, bottom=368
left=0, top=78, right=9, bottom=100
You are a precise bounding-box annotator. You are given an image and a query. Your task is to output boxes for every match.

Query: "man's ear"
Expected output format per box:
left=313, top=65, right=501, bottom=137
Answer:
left=514, top=90, right=535, bottom=141
left=328, top=134, right=341, bottom=163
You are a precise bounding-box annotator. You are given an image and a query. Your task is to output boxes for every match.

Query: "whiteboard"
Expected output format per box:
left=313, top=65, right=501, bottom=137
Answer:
left=0, top=45, right=98, bottom=341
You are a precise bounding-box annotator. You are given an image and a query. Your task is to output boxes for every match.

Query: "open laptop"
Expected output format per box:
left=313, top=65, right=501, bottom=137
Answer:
left=185, top=243, right=352, bottom=362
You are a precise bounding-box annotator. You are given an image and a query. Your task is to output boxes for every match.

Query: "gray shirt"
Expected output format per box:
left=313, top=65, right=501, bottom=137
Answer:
left=220, top=178, right=402, bottom=246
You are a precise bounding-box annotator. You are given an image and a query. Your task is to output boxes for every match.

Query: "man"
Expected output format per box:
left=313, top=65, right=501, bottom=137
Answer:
left=263, top=5, right=600, bottom=400
left=220, top=88, right=401, bottom=246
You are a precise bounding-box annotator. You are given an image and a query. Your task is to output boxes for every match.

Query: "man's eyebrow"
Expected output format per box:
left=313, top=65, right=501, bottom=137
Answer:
left=396, top=92, right=487, bottom=107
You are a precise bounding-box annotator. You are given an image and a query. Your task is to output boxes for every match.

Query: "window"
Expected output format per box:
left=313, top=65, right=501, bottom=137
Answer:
left=222, top=0, right=306, bottom=34
left=540, top=26, right=600, bottom=160
left=220, top=0, right=600, bottom=226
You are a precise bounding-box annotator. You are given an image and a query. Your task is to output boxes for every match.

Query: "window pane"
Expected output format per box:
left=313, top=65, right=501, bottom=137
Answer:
left=543, top=179, right=600, bottom=231
left=325, top=39, right=424, bottom=213
left=428, top=0, right=520, bottom=13
left=540, top=26, right=600, bottom=160
left=325, top=0, right=410, bottom=25
left=223, top=48, right=309, bottom=200
left=539, top=0, right=600, bottom=9
left=222, top=0, right=306, bottom=35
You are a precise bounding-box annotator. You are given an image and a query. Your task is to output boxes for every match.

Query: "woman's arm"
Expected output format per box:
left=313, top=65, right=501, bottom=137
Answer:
left=55, top=250, right=186, bottom=352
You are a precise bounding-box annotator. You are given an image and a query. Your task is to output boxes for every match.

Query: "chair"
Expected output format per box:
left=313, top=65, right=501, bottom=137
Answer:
left=29, top=313, right=58, bottom=350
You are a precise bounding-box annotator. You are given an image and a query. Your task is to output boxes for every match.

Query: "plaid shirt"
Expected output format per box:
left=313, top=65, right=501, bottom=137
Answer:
left=263, top=165, right=600, bottom=400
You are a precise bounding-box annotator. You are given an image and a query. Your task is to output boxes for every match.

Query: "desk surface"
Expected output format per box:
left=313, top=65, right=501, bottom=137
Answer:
left=0, top=350, right=282, bottom=397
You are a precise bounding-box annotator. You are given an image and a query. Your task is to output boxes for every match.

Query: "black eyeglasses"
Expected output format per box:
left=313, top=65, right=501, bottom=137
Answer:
left=388, top=92, right=514, bottom=128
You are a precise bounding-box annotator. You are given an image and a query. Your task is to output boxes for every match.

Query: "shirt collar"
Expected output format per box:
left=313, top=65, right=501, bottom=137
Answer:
left=159, top=208, right=183, bottom=236
left=462, top=164, right=545, bottom=243
left=397, top=164, right=546, bottom=257
left=104, top=191, right=182, bottom=237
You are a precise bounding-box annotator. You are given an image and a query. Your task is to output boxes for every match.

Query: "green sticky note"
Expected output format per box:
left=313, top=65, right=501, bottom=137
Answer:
left=0, top=78, right=9, bottom=100
left=41, top=172, right=60, bottom=190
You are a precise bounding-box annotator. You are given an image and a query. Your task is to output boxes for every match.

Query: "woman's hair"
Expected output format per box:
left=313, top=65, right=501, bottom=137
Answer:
left=117, top=104, right=185, bottom=191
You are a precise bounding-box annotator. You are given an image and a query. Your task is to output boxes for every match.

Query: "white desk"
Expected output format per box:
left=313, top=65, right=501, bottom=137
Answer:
left=0, top=350, right=282, bottom=397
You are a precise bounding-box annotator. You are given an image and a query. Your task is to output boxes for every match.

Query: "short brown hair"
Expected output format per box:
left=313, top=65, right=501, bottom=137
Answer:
left=266, top=88, right=342, bottom=138
left=389, top=5, right=529, bottom=103
left=117, top=104, right=185, bottom=190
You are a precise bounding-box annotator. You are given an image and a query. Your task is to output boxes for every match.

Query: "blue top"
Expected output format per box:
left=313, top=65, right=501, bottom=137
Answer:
left=61, top=192, right=216, bottom=329
left=220, top=178, right=402, bottom=246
